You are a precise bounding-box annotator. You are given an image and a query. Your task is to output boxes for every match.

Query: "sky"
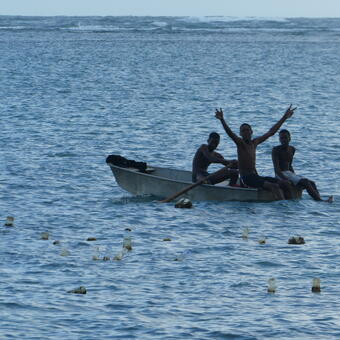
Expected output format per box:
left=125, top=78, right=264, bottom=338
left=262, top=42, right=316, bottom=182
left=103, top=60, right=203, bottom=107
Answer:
left=1, top=0, right=340, bottom=17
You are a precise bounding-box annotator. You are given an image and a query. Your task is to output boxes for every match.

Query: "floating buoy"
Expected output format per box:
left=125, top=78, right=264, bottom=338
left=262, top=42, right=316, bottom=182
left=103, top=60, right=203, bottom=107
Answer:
left=163, top=238, right=171, bottom=241
left=86, top=237, right=97, bottom=241
left=113, top=250, right=126, bottom=261
left=258, top=238, right=266, bottom=244
left=60, top=248, right=70, bottom=256
left=92, top=246, right=101, bottom=260
left=123, top=236, right=132, bottom=251
left=174, top=198, right=193, bottom=209
left=242, top=228, right=249, bottom=240
left=4, top=216, right=14, bottom=227
left=174, top=250, right=191, bottom=262
left=312, top=278, right=321, bottom=293
left=67, top=286, right=87, bottom=294
left=267, top=278, right=277, bottom=293
left=288, top=236, right=305, bottom=245
left=40, top=232, right=49, bottom=240
left=122, top=228, right=132, bottom=251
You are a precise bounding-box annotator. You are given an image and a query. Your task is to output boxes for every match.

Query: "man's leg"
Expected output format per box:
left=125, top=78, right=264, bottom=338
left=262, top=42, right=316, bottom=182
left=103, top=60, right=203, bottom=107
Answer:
left=226, top=169, right=239, bottom=186
left=298, top=179, right=322, bottom=201
left=298, top=179, right=333, bottom=202
left=278, top=180, right=294, bottom=199
left=209, top=168, right=235, bottom=185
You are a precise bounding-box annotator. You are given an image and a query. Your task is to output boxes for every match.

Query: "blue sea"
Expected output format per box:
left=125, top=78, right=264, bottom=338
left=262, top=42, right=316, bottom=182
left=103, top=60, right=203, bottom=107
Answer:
left=0, top=16, right=339, bottom=339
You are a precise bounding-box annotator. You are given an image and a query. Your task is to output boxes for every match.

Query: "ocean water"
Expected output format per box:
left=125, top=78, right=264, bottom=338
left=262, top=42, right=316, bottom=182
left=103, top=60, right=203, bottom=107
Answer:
left=0, top=16, right=339, bottom=339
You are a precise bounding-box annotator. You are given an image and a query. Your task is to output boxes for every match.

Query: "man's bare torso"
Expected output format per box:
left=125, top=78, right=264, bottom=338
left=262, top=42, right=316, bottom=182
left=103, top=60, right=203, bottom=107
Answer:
left=237, top=140, right=257, bottom=176
left=272, top=145, right=295, bottom=171
left=192, top=145, right=212, bottom=175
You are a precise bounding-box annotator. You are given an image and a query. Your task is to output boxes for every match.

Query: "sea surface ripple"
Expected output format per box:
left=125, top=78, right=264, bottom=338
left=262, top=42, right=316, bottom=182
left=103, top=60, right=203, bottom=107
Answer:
left=0, top=16, right=339, bottom=340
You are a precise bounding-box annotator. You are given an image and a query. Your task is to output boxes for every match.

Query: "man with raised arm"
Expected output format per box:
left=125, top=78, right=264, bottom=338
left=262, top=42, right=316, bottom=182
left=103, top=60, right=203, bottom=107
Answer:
left=215, top=105, right=296, bottom=200
left=192, top=132, right=239, bottom=185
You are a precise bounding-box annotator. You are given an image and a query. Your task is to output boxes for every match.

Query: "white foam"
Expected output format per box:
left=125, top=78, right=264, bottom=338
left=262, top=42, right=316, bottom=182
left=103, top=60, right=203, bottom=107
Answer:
left=63, top=24, right=120, bottom=32
left=178, top=16, right=288, bottom=23
left=151, top=21, right=168, bottom=27
left=0, top=26, right=26, bottom=30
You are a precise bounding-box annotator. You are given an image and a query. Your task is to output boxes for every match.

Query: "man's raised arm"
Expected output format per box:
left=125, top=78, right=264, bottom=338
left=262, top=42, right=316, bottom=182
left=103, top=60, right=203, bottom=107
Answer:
left=215, top=108, right=241, bottom=144
left=254, top=105, right=296, bottom=145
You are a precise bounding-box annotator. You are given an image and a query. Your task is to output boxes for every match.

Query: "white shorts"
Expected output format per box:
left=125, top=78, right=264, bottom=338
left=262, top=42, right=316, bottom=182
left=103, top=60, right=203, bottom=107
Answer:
left=277, top=171, right=304, bottom=186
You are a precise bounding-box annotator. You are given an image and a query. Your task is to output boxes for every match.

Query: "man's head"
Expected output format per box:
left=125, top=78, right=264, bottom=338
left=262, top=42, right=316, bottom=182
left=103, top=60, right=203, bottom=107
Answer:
left=279, top=129, right=291, bottom=146
left=207, top=132, right=220, bottom=151
left=240, top=123, right=253, bottom=142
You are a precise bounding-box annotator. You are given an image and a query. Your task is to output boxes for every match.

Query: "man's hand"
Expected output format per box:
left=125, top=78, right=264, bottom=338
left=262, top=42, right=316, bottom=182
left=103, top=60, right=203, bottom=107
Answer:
left=215, top=108, right=224, bottom=120
left=284, top=104, right=297, bottom=118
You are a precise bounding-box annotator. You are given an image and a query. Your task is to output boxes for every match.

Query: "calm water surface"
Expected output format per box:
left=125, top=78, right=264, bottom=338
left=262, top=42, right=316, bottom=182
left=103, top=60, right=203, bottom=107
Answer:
left=0, top=16, right=339, bottom=339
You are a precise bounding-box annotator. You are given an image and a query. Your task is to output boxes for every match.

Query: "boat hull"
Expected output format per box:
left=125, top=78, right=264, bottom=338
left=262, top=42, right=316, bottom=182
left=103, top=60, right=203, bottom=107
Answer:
left=108, top=164, right=302, bottom=202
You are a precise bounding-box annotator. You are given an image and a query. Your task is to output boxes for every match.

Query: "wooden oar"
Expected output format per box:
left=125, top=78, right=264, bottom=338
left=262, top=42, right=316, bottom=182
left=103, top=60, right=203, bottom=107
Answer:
left=159, top=168, right=227, bottom=203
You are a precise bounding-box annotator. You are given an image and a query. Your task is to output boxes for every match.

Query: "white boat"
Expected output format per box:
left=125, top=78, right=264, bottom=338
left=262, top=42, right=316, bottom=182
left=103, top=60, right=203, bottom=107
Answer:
left=107, top=162, right=302, bottom=202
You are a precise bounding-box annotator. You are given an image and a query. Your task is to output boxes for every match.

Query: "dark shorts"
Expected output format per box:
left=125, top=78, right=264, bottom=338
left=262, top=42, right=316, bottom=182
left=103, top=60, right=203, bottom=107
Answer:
left=241, top=173, right=279, bottom=189
left=192, top=171, right=210, bottom=183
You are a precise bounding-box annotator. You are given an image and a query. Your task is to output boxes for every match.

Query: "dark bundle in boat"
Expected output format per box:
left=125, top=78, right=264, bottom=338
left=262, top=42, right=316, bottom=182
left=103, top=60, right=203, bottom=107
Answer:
left=106, top=154, right=147, bottom=173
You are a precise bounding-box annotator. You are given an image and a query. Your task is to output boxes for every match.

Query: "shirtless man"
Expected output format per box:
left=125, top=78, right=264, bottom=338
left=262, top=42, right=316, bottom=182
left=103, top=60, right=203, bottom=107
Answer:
left=215, top=105, right=296, bottom=200
left=192, top=132, right=239, bottom=185
left=272, top=129, right=333, bottom=202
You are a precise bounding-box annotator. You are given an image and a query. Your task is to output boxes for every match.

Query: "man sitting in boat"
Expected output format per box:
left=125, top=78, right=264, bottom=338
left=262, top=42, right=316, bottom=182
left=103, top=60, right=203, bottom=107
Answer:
left=192, top=132, right=239, bottom=185
left=272, top=129, right=333, bottom=202
left=215, top=106, right=295, bottom=200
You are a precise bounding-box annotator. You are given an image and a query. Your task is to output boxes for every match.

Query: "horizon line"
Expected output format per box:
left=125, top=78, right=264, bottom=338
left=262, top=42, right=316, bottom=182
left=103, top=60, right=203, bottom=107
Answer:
left=1, top=14, right=340, bottom=19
